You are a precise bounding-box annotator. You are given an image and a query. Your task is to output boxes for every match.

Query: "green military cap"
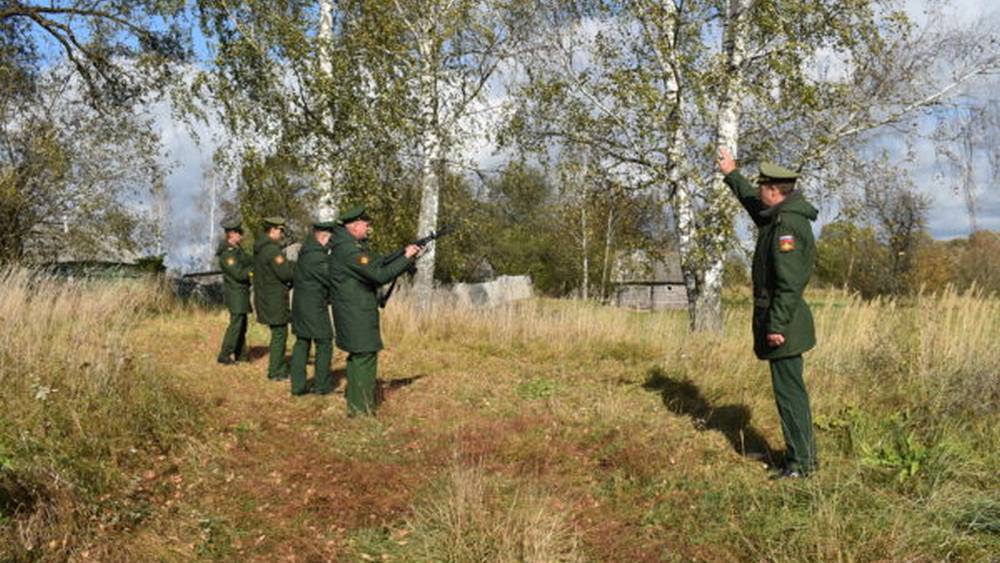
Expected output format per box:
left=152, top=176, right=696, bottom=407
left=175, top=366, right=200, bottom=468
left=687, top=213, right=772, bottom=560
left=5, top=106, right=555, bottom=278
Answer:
left=758, top=161, right=799, bottom=183
left=262, top=216, right=286, bottom=228
left=313, top=220, right=337, bottom=231
left=337, top=205, right=370, bottom=224
left=221, top=217, right=242, bottom=232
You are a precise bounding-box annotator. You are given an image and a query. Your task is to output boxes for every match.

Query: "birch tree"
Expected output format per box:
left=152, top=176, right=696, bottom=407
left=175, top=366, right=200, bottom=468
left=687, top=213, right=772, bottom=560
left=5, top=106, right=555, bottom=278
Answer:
left=506, top=0, right=1000, bottom=332
left=351, top=0, right=531, bottom=305
left=196, top=0, right=389, bottom=225
left=933, top=99, right=1000, bottom=234
left=314, top=0, right=338, bottom=220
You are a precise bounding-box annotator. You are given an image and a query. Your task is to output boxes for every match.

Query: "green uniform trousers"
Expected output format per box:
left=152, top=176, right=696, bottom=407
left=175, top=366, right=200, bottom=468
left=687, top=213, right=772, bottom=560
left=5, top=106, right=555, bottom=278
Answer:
left=218, top=313, right=249, bottom=362
left=345, top=352, right=378, bottom=416
left=770, top=355, right=817, bottom=473
left=290, top=337, right=333, bottom=396
left=267, top=324, right=289, bottom=379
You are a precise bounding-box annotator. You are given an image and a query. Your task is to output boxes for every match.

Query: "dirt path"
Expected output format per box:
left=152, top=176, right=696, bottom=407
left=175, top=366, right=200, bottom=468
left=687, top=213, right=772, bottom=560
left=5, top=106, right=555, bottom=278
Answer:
left=131, top=312, right=440, bottom=561
left=128, top=309, right=775, bottom=562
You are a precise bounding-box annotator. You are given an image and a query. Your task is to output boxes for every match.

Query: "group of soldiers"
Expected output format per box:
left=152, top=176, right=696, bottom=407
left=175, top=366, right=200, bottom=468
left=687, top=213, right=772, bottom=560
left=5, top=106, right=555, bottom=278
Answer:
left=214, top=205, right=421, bottom=416
left=209, top=151, right=820, bottom=477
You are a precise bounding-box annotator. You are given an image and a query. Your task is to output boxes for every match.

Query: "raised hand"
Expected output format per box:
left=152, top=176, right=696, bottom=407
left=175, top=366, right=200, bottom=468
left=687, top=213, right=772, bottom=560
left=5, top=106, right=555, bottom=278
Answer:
left=717, top=147, right=737, bottom=175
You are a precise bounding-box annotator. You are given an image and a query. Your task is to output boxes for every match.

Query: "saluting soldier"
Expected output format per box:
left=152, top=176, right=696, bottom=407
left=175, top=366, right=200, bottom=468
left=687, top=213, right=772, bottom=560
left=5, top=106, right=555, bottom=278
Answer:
left=253, top=217, right=295, bottom=381
left=216, top=218, right=252, bottom=365
left=289, top=220, right=337, bottom=396
left=718, top=148, right=819, bottom=478
left=329, top=206, right=420, bottom=416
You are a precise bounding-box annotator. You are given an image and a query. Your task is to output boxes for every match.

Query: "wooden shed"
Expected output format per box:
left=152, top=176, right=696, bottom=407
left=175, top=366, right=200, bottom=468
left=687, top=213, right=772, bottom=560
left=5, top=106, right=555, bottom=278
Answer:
left=611, top=250, right=688, bottom=311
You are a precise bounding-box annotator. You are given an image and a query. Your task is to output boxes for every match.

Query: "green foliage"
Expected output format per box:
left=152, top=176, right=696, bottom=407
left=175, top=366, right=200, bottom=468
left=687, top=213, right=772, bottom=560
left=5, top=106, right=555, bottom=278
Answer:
left=857, top=412, right=942, bottom=484
left=235, top=147, right=315, bottom=239
left=815, top=221, right=890, bottom=297
left=816, top=222, right=1000, bottom=298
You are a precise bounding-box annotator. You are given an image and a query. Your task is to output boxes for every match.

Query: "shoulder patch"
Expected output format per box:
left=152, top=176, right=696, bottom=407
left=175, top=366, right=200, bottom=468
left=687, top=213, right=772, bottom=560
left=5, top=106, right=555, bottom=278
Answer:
left=225, top=256, right=236, bottom=266
left=274, top=254, right=286, bottom=265
left=358, top=254, right=370, bottom=266
left=778, top=235, right=796, bottom=252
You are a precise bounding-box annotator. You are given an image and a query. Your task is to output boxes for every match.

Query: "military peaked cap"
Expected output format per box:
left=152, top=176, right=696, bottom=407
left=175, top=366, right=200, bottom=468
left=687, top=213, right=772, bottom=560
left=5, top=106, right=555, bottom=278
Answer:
left=221, top=217, right=243, bottom=232
left=263, top=216, right=287, bottom=228
left=758, top=161, right=799, bottom=182
left=313, top=220, right=338, bottom=231
left=338, top=205, right=370, bottom=224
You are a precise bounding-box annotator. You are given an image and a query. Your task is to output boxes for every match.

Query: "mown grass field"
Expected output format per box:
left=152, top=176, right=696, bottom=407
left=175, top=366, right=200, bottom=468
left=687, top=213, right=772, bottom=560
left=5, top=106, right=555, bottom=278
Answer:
left=1, top=267, right=998, bottom=562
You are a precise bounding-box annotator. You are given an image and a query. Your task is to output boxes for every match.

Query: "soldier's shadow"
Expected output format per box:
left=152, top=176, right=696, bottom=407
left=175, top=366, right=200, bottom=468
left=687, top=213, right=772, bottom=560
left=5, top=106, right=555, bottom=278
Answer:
left=376, top=375, right=426, bottom=404
left=642, top=367, right=780, bottom=468
left=247, top=346, right=269, bottom=361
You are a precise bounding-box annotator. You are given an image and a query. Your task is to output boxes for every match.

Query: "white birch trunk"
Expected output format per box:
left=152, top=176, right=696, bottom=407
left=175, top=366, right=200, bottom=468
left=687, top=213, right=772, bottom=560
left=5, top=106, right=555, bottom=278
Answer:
left=600, top=206, right=614, bottom=301
left=581, top=205, right=589, bottom=300
left=413, top=33, right=441, bottom=307
left=208, top=166, right=217, bottom=255
left=315, top=0, right=339, bottom=221
left=696, top=0, right=751, bottom=333
left=647, top=0, right=700, bottom=329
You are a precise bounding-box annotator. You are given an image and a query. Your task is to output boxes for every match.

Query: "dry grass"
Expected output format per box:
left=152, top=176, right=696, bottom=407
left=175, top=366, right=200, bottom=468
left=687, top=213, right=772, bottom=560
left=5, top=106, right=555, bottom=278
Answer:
left=403, top=462, right=582, bottom=562
left=2, top=269, right=997, bottom=561
left=0, top=267, right=200, bottom=561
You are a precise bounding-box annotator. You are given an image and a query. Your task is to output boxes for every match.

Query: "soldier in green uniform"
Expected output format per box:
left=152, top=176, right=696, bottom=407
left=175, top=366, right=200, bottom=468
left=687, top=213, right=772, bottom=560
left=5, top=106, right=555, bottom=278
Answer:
left=718, top=148, right=819, bottom=478
left=329, top=205, right=420, bottom=416
left=216, top=218, right=253, bottom=365
left=253, top=217, right=295, bottom=381
left=289, top=220, right=337, bottom=396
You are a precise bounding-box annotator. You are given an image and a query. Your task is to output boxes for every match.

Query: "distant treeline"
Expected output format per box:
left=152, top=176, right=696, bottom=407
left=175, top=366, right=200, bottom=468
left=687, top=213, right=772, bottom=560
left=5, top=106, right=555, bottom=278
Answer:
left=726, top=227, right=1000, bottom=298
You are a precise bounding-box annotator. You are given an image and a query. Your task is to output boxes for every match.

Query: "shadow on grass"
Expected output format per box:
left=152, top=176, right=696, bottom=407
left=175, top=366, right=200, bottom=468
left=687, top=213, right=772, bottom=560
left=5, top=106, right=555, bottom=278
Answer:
left=247, top=345, right=269, bottom=361
left=377, top=375, right=427, bottom=404
left=643, top=367, right=780, bottom=467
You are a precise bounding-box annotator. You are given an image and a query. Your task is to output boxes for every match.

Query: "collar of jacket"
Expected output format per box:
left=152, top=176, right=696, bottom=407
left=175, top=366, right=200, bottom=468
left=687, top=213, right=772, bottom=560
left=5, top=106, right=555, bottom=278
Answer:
left=331, top=225, right=366, bottom=248
left=254, top=234, right=281, bottom=253
left=300, top=235, right=326, bottom=255
left=760, top=190, right=804, bottom=221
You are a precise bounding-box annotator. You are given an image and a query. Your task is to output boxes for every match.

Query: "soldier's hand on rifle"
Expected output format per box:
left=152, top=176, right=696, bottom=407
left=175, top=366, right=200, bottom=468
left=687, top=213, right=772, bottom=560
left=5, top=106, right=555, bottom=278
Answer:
left=404, top=244, right=421, bottom=259
left=717, top=147, right=737, bottom=175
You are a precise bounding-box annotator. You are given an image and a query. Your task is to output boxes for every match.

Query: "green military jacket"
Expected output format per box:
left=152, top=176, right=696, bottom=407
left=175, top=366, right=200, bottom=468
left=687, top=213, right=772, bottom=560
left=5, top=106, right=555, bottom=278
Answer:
left=291, top=236, right=335, bottom=339
left=725, top=171, right=818, bottom=360
left=253, top=235, right=295, bottom=326
left=329, top=226, right=415, bottom=353
left=217, top=242, right=252, bottom=314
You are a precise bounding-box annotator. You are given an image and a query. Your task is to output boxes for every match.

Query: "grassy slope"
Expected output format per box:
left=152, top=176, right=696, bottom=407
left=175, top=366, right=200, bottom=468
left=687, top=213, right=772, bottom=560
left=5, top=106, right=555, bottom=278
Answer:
left=116, top=291, right=998, bottom=562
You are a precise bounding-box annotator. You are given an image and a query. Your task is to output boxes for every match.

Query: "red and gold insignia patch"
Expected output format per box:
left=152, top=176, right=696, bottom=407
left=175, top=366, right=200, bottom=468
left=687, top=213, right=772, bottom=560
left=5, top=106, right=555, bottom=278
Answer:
left=274, top=255, right=285, bottom=265
left=778, top=235, right=796, bottom=252
left=358, top=255, right=370, bottom=266
left=225, top=257, right=236, bottom=266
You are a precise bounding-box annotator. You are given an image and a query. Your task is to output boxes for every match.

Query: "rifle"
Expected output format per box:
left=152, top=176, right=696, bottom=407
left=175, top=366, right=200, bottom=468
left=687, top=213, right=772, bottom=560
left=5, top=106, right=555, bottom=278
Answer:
left=378, top=227, right=454, bottom=308
left=182, top=270, right=223, bottom=278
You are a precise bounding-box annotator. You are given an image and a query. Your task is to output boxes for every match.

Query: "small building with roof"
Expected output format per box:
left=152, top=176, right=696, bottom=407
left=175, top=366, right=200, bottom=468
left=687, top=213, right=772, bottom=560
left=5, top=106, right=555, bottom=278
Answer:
left=611, top=250, right=688, bottom=311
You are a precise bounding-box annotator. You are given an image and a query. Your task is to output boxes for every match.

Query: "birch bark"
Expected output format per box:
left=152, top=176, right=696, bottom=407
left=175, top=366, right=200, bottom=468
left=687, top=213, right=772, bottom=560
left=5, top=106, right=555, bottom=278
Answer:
left=315, top=0, right=339, bottom=221
left=696, top=0, right=752, bottom=333
left=639, top=0, right=700, bottom=328
left=413, top=31, right=442, bottom=306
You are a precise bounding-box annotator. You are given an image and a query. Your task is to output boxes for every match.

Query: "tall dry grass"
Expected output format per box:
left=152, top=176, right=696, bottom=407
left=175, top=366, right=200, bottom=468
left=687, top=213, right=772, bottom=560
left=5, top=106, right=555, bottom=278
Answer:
left=404, top=462, right=583, bottom=562
left=0, top=267, right=199, bottom=560
left=378, top=288, right=999, bottom=559
left=385, top=288, right=999, bottom=411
